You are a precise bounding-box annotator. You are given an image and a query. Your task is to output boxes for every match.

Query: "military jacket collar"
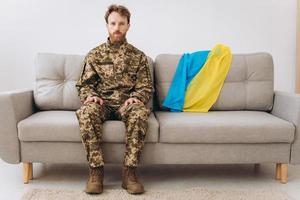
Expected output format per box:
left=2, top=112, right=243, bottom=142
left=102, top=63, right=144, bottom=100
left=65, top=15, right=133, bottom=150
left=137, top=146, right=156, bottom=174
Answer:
left=106, top=37, right=127, bottom=50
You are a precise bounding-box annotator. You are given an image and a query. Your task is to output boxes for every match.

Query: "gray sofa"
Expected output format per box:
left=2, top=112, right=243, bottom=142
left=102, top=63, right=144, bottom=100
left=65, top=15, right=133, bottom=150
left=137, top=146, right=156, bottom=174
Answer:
left=0, top=52, right=299, bottom=184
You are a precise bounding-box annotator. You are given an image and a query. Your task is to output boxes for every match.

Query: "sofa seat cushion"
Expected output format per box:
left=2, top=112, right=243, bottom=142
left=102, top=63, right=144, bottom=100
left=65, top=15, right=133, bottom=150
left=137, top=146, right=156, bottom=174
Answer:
left=18, top=111, right=159, bottom=143
left=155, top=111, right=295, bottom=143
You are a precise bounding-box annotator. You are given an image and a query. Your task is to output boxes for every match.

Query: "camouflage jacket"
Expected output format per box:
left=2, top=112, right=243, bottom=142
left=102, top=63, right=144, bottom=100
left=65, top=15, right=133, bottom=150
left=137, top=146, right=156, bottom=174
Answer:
left=76, top=38, right=153, bottom=106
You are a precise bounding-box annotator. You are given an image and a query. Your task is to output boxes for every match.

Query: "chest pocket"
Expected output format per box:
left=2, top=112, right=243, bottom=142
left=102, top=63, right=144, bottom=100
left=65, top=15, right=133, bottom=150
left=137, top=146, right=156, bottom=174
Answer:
left=97, top=61, right=115, bottom=80
left=124, top=58, right=139, bottom=77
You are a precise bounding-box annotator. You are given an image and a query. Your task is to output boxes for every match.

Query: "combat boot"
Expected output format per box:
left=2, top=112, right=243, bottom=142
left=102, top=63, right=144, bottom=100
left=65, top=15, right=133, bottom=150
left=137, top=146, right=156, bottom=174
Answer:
left=122, top=166, right=145, bottom=194
left=85, top=166, right=104, bottom=194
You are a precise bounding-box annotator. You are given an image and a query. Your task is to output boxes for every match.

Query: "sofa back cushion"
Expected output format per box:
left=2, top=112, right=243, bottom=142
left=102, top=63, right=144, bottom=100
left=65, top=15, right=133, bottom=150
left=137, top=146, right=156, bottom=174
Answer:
left=34, top=53, right=154, bottom=110
left=154, top=53, right=274, bottom=111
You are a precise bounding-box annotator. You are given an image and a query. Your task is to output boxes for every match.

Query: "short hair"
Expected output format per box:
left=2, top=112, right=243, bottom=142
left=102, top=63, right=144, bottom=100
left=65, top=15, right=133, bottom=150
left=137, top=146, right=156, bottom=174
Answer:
left=104, top=4, right=131, bottom=24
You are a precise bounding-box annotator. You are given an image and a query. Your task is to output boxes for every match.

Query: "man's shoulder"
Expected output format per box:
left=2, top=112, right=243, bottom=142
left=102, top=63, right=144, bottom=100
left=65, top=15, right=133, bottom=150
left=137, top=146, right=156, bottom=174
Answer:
left=126, top=43, right=147, bottom=57
left=85, top=43, right=107, bottom=61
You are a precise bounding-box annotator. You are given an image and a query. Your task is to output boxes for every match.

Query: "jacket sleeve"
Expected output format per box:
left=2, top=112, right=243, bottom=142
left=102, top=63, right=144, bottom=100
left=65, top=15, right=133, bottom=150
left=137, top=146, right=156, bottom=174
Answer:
left=130, top=53, right=153, bottom=105
left=76, top=57, right=100, bottom=103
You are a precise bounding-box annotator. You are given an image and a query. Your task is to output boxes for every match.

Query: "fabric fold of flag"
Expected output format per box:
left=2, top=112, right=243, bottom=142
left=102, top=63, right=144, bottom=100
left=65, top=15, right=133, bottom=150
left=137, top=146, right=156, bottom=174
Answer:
left=183, top=44, right=232, bottom=112
left=162, top=51, right=210, bottom=112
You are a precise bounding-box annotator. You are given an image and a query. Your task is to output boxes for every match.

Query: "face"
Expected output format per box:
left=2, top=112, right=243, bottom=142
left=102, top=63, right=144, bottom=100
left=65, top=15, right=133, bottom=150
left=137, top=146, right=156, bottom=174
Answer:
left=106, top=11, right=130, bottom=43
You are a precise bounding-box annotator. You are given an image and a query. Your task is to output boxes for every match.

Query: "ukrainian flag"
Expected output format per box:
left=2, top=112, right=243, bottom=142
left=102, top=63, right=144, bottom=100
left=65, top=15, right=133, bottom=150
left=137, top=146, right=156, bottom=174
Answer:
left=183, top=44, right=232, bottom=112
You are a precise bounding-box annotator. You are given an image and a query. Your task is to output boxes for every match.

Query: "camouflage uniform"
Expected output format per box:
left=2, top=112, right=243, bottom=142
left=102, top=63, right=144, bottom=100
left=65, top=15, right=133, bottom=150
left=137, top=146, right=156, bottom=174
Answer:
left=75, top=38, right=153, bottom=168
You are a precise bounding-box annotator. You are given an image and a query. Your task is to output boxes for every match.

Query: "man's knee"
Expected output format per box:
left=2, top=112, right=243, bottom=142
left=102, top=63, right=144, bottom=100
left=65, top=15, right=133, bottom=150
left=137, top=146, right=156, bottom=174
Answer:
left=76, top=102, right=102, bottom=118
left=128, top=102, right=150, bottom=120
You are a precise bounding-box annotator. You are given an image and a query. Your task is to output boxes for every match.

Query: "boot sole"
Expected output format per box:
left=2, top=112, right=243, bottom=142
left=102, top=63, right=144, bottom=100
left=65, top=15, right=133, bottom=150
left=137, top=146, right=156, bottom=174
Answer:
left=85, top=187, right=103, bottom=194
left=122, top=183, right=144, bottom=194
left=85, top=190, right=103, bottom=194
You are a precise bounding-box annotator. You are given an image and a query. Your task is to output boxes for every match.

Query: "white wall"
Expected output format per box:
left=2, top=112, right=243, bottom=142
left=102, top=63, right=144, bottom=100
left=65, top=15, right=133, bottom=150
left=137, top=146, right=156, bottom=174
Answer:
left=0, top=0, right=296, bottom=92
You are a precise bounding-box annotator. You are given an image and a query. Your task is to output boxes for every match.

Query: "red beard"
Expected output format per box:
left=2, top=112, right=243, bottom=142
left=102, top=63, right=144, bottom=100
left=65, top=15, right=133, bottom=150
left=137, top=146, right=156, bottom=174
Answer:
left=109, top=32, right=126, bottom=43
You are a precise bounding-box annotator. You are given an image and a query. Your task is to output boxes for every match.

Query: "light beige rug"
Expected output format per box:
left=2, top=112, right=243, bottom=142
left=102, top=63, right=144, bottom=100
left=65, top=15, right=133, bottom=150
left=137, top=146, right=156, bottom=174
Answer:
left=21, top=187, right=293, bottom=200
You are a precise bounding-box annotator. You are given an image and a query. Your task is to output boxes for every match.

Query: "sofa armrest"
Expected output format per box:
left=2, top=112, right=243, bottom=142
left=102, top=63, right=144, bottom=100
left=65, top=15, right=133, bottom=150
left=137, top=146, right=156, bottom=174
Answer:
left=0, top=89, right=35, bottom=164
left=271, top=90, right=300, bottom=164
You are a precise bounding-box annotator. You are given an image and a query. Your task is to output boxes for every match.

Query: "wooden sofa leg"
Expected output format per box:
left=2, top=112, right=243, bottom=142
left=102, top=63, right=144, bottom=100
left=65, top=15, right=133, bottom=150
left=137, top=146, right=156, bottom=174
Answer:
left=29, top=163, right=33, bottom=180
left=280, top=164, right=288, bottom=184
left=23, top=162, right=33, bottom=184
left=275, top=163, right=281, bottom=180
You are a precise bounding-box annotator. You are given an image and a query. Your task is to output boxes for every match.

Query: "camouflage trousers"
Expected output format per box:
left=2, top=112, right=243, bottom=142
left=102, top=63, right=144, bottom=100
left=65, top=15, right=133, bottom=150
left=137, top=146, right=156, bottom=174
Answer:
left=75, top=101, right=150, bottom=168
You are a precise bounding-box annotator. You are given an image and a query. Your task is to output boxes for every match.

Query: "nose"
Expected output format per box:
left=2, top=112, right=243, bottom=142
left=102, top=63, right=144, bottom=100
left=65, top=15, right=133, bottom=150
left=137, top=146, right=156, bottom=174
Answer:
left=115, top=24, right=120, bottom=31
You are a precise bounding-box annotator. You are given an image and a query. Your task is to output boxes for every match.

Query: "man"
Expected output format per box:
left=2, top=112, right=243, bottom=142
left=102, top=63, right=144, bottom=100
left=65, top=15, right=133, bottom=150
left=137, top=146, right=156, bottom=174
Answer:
left=75, top=4, right=153, bottom=195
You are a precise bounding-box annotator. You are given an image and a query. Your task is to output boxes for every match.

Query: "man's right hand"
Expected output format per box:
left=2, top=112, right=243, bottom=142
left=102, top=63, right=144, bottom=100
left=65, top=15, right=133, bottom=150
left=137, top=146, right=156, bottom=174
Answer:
left=84, top=96, right=104, bottom=105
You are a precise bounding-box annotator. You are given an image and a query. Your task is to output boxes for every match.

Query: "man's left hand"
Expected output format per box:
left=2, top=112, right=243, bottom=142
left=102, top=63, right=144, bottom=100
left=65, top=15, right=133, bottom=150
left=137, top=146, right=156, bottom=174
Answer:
left=123, top=97, right=141, bottom=107
left=118, top=98, right=142, bottom=113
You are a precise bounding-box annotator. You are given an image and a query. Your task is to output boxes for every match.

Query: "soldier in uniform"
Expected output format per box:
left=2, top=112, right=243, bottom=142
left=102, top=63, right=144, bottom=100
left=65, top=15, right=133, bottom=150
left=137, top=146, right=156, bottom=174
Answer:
left=75, top=4, right=153, bottom=195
